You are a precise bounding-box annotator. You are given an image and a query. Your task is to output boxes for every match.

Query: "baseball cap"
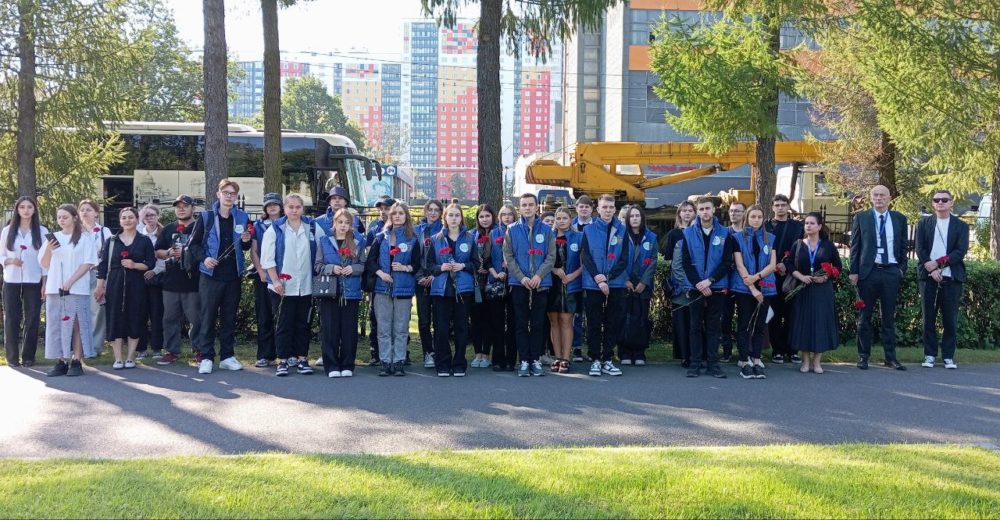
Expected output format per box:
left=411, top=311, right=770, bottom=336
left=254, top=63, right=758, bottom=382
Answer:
left=172, top=195, right=194, bottom=207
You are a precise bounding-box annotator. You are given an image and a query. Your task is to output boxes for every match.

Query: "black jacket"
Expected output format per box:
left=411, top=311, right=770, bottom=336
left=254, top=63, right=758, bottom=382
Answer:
left=849, top=209, right=909, bottom=281
left=915, top=214, right=968, bottom=282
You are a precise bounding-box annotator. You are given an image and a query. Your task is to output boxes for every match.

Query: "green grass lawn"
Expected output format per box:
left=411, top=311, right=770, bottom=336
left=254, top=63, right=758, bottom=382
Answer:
left=0, top=445, right=996, bottom=518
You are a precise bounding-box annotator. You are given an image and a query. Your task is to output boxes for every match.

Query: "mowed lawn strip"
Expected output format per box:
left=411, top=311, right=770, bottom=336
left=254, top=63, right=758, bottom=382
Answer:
left=0, top=444, right=997, bottom=518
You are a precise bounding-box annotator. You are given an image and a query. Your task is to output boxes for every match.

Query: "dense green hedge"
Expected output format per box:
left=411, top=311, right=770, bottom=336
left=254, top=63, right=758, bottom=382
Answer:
left=650, top=258, right=1000, bottom=350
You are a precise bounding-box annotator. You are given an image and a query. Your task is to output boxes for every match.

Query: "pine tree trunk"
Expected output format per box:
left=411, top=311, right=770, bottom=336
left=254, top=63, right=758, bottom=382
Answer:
left=876, top=130, right=898, bottom=198
left=261, top=0, right=282, bottom=194
left=16, top=0, right=36, bottom=199
left=991, top=154, right=1000, bottom=260
left=477, top=0, right=503, bottom=209
left=755, top=13, right=780, bottom=219
left=203, top=0, right=229, bottom=207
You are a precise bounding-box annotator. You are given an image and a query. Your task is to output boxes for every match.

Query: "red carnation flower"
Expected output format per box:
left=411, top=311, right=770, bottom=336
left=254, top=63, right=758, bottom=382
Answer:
left=278, top=273, right=292, bottom=281
left=853, top=299, right=866, bottom=310
left=176, top=224, right=186, bottom=232
left=783, top=250, right=791, bottom=258
left=389, top=247, right=402, bottom=256
left=246, top=223, right=255, bottom=234
left=338, top=247, right=352, bottom=256
left=821, top=262, right=840, bottom=278
left=722, top=288, right=730, bottom=295
left=19, top=245, right=27, bottom=250
left=643, top=258, right=653, bottom=266
left=935, top=256, right=949, bottom=265
left=477, top=235, right=489, bottom=244
left=607, top=253, right=616, bottom=260
left=424, top=238, right=433, bottom=246
left=93, top=227, right=100, bottom=233
left=556, top=237, right=567, bottom=246
left=494, top=236, right=504, bottom=245
left=120, top=252, right=129, bottom=258
left=61, top=315, right=71, bottom=321
left=438, top=247, right=453, bottom=255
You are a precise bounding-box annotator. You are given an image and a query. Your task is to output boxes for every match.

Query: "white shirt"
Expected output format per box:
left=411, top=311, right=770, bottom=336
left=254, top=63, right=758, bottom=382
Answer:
left=873, top=209, right=897, bottom=265
left=1, top=225, right=49, bottom=283
left=138, top=224, right=166, bottom=274
left=260, top=220, right=318, bottom=296
left=39, top=230, right=98, bottom=295
left=930, top=217, right=951, bottom=277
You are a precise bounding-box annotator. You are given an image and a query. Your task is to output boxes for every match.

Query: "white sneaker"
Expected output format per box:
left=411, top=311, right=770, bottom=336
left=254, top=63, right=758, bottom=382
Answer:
left=423, top=353, right=435, bottom=368
left=620, top=358, right=633, bottom=365
left=539, top=354, right=554, bottom=364
left=328, top=370, right=342, bottom=378
left=588, top=360, right=602, bottom=376
left=198, top=359, right=213, bottom=374
left=602, top=361, right=623, bottom=376
left=341, top=369, right=353, bottom=377
left=219, top=357, right=243, bottom=371
left=921, top=356, right=935, bottom=368
left=634, top=359, right=646, bottom=366
left=315, top=357, right=324, bottom=367
left=944, top=359, right=957, bottom=369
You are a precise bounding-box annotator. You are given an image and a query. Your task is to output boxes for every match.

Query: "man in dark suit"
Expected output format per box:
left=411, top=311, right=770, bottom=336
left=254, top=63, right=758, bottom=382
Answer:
left=915, top=190, right=968, bottom=369
left=849, top=185, right=909, bottom=370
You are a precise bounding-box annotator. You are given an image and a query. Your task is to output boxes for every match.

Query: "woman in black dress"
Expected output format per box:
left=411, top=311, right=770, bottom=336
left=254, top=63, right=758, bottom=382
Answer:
left=95, top=207, right=155, bottom=369
left=787, top=212, right=842, bottom=374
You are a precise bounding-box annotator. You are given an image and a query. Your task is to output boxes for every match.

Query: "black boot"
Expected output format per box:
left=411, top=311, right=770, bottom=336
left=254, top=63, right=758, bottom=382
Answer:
left=47, top=359, right=69, bottom=377
left=378, top=362, right=393, bottom=376
left=66, top=359, right=84, bottom=377
left=393, top=361, right=405, bottom=376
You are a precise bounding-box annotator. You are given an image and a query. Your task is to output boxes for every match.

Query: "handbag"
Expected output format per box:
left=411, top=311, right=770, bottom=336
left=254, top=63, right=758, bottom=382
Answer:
left=312, top=272, right=338, bottom=299
left=781, top=240, right=803, bottom=293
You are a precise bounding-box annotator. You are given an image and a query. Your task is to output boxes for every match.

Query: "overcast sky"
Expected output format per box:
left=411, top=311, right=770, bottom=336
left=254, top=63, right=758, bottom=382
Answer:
left=164, top=0, right=477, bottom=59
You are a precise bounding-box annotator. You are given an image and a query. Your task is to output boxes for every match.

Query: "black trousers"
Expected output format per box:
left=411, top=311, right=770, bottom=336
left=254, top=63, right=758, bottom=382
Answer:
left=510, top=286, right=548, bottom=363
left=671, top=304, right=691, bottom=362
left=736, top=293, right=770, bottom=362
left=368, top=300, right=378, bottom=357
left=320, top=299, right=360, bottom=372
left=492, top=293, right=518, bottom=368
left=584, top=288, right=625, bottom=363
left=857, top=267, right=903, bottom=361
left=471, top=296, right=504, bottom=356
left=690, top=292, right=725, bottom=368
left=768, top=274, right=793, bottom=357
left=254, top=277, right=277, bottom=361
left=270, top=293, right=313, bottom=360
left=196, top=275, right=241, bottom=361
left=3, top=282, right=41, bottom=365
left=432, top=294, right=472, bottom=372
left=920, top=279, right=961, bottom=359
left=416, top=288, right=435, bottom=355
left=137, top=284, right=164, bottom=352
left=720, top=293, right=736, bottom=357
left=618, top=295, right=652, bottom=360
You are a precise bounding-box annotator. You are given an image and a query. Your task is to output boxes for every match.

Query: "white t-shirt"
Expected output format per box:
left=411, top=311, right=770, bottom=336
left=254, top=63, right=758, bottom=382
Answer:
left=1, top=225, right=49, bottom=283
left=39, top=230, right=99, bottom=295
left=930, top=217, right=951, bottom=277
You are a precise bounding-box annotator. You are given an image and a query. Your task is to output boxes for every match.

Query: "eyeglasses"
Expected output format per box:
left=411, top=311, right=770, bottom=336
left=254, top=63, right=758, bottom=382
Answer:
left=932, top=198, right=950, bottom=203
left=220, top=191, right=238, bottom=197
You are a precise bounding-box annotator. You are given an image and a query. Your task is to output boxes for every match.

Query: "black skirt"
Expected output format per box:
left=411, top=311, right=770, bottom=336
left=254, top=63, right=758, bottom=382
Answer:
left=547, top=277, right=580, bottom=314
left=789, top=281, right=839, bottom=353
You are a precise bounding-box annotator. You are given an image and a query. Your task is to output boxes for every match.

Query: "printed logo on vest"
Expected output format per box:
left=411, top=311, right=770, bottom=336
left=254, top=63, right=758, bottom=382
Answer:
left=570, top=243, right=579, bottom=252
left=398, top=242, right=409, bottom=253
left=610, top=235, right=619, bottom=246
left=234, top=225, right=244, bottom=234
left=712, top=236, right=721, bottom=246
left=763, top=245, right=770, bottom=255
left=643, top=241, right=651, bottom=251
left=459, top=242, right=470, bottom=253
left=535, top=234, right=545, bottom=244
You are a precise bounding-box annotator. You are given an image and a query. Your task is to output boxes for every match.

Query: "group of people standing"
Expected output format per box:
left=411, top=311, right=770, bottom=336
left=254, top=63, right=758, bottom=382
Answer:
left=1, top=180, right=969, bottom=380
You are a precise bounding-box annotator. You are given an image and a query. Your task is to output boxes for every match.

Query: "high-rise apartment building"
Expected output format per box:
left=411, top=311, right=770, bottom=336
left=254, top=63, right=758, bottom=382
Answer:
left=230, top=61, right=310, bottom=119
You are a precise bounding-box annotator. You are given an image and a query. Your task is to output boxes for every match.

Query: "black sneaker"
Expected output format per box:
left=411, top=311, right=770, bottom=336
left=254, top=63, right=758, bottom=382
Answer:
left=47, top=360, right=68, bottom=377
left=720, top=354, right=733, bottom=363
left=752, top=365, right=766, bottom=379
left=8, top=361, right=21, bottom=368
left=572, top=348, right=584, bottom=362
left=771, top=354, right=785, bottom=364
left=707, top=365, right=727, bottom=378
left=379, top=363, right=393, bottom=376
left=22, top=360, right=34, bottom=367
left=857, top=357, right=869, bottom=370
left=393, top=361, right=405, bottom=376
left=297, top=360, right=314, bottom=375
left=791, top=354, right=802, bottom=363
left=276, top=361, right=289, bottom=377
left=680, top=359, right=691, bottom=369
left=739, top=364, right=754, bottom=379
left=67, top=359, right=84, bottom=377
left=686, top=367, right=700, bottom=378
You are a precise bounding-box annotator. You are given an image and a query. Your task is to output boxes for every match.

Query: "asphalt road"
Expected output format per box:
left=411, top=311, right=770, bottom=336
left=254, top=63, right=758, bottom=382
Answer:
left=2, top=361, right=997, bottom=458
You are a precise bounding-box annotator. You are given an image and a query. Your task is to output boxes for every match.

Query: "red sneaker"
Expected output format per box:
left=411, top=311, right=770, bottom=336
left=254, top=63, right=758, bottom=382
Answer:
left=157, top=352, right=179, bottom=366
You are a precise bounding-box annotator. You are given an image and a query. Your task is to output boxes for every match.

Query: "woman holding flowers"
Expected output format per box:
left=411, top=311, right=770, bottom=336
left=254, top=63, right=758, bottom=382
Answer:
left=787, top=212, right=842, bottom=373
left=732, top=205, right=777, bottom=379
left=490, top=203, right=518, bottom=372
left=469, top=204, right=500, bottom=369
left=366, top=202, right=421, bottom=376
left=39, top=204, right=98, bottom=376
left=2, top=196, right=48, bottom=367
left=95, top=207, right=156, bottom=369
left=428, top=203, right=478, bottom=377
left=317, top=208, right=367, bottom=378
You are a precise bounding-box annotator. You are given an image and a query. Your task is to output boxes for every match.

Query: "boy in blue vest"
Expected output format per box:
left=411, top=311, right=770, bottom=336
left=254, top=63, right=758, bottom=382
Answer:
left=502, top=193, right=556, bottom=377
left=191, top=179, right=253, bottom=375
left=681, top=196, right=736, bottom=378
left=570, top=195, right=594, bottom=362
left=580, top=194, right=627, bottom=377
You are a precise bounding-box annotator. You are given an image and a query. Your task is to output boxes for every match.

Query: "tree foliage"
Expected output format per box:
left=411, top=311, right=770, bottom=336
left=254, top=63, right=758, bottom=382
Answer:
left=252, top=76, right=367, bottom=152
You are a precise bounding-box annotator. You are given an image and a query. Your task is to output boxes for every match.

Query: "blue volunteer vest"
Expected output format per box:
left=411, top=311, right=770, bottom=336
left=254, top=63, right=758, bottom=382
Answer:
left=315, top=207, right=363, bottom=237
left=375, top=227, right=418, bottom=297
left=682, top=219, right=730, bottom=291
left=626, top=229, right=658, bottom=297
left=582, top=217, right=627, bottom=291
left=320, top=230, right=366, bottom=300
left=430, top=230, right=476, bottom=296
left=506, top=217, right=552, bottom=289
left=471, top=227, right=498, bottom=284
left=730, top=228, right=777, bottom=296
left=557, top=230, right=584, bottom=294
left=199, top=203, right=251, bottom=277
left=489, top=224, right=507, bottom=274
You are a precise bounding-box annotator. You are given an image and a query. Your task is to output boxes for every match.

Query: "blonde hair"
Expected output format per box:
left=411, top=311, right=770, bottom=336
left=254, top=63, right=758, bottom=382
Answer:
left=332, top=208, right=358, bottom=255
left=386, top=202, right=415, bottom=243
left=140, top=204, right=163, bottom=234
left=218, top=179, right=240, bottom=192
left=436, top=203, right=464, bottom=241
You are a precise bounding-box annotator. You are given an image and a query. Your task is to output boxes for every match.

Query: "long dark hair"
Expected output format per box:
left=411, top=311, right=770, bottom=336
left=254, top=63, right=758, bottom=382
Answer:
left=476, top=204, right=496, bottom=257
left=57, top=204, right=83, bottom=246
left=805, top=211, right=830, bottom=241
left=625, top=205, right=647, bottom=237
left=5, top=196, right=43, bottom=250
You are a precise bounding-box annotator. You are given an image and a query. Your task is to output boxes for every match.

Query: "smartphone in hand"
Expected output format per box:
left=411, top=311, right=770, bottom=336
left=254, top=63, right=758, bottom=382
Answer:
left=45, top=232, right=59, bottom=248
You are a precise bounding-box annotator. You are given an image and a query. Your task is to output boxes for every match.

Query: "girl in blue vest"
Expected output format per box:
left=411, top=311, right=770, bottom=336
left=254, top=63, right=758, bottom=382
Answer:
left=318, top=209, right=367, bottom=378
left=732, top=205, right=777, bottom=379
left=661, top=201, right=696, bottom=367
left=619, top=206, right=658, bottom=366
left=414, top=199, right=444, bottom=369
left=547, top=207, right=583, bottom=373
left=250, top=193, right=283, bottom=367
left=428, top=203, right=478, bottom=377
left=366, top=202, right=421, bottom=376
left=469, top=204, right=500, bottom=369
left=489, top=203, right=517, bottom=372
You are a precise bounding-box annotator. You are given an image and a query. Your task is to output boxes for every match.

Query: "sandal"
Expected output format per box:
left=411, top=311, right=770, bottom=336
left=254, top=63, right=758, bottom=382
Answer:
left=559, top=360, right=570, bottom=373
left=551, top=359, right=562, bottom=372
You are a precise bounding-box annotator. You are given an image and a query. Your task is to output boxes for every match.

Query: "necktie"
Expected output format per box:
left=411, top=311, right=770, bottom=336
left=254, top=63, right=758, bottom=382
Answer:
left=878, top=214, right=888, bottom=265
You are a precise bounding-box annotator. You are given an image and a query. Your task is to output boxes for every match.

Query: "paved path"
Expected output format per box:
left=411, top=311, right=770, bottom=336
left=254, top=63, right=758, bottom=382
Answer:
left=2, top=361, right=997, bottom=458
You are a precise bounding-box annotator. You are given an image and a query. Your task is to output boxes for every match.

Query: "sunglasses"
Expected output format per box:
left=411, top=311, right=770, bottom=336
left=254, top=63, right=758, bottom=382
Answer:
left=932, top=198, right=951, bottom=203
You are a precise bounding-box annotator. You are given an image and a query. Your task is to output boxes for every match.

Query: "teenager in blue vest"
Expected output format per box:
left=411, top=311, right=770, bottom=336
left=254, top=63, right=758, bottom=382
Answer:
left=732, top=205, right=778, bottom=379
left=570, top=195, right=595, bottom=362
left=580, top=194, right=627, bottom=377
left=502, top=193, right=556, bottom=377
left=618, top=206, right=658, bottom=366
left=366, top=202, right=421, bottom=376
left=250, top=192, right=283, bottom=368
left=426, top=203, right=477, bottom=377
left=315, top=186, right=365, bottom=237
left=469, top=204, right=500, bottom=369
left=414, top=199, right=444, bottom=369
left=260, top=194, right=323, bottom=377
left=661, top=201, right=696, bottom=366
left=681, top=196, right=736, bottom=379
left=363, top=196, right=395, bottom=359
left=191, top=179, right=253, bottom=375
left=489, top=203, right=517, bottom=372
left=720, top=201, right=747, bottom=363
left=547, top=207, right=583, bottom=373
left=317, top=208, right=367, bottom=378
